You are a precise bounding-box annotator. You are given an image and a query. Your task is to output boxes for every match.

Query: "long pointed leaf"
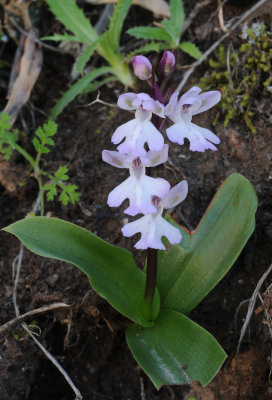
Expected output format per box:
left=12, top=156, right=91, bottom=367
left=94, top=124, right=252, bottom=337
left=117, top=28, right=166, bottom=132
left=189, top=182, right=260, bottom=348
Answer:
left=108, top=0, right=132, bottom=51
left=75, top=41, right=98, bottom=73
left=161, top=0, right=185, bottom=44
left=127, top=26, right=172, bottom=42
left=157, top=173, right=257, bottom=314
left=126, top=309, right=226, bottom=388
left=45, top=0, right=98, bottom=43
left=4, top=217, right=160, bottom=327
left=50, top=66, right=113, bottom=119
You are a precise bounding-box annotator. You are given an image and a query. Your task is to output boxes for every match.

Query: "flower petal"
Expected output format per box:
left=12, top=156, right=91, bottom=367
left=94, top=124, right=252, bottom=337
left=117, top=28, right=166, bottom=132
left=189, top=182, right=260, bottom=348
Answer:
left=165, top=92, right=179, bottom=117
left=122, top=214, right=182, bottom=250
left=152, top=100, right=165, bottom=118
left=166, top=121, right=186, bottom=145
left=107, top=178, right=131, bottom=207
left=143, top=144, right=169, bottom=167
left=145, top=121, right=164, bottom=152
left=162, top=180, right=188, bottom=209
left=112, top=119, right=137, bottom=145
left=192, top=90, right=221, bottom=115
left=166, top=120, right=219, bottom=152
left=155, top=216, right=182, bottom=245
left=102, top=150, right=131, bottom=168
left=132, top=56, right=152, bottom=80
left=117, top=93, right=137, bottom=110
left=191, top=123, right=220, bottom=144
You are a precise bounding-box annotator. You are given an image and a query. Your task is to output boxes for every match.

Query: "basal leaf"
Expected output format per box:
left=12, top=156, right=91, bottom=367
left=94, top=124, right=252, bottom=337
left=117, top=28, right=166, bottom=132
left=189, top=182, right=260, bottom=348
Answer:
left=75, top=41, right=98, bottom=73
left=4, top=217, right=160, bottom=327
left=80, top=76, right=117, bottom=95
left=127, top=42, right=168, bottom=59
left=50, top=67, right=113, bottom=119
left=157, top=173, right=258, bottom=314
left=42, top=34, right=81, bottom=42
left=127, top=26, right=172, bottom=42
left=126, top=309, right=226, bottom=388
left=45, top=0, right=98, bottom=43
left=169, top=0, right=185, bottom=37
left=180, top=41, right=202, bottom=60
left=108, top=0, right=132, bottom=51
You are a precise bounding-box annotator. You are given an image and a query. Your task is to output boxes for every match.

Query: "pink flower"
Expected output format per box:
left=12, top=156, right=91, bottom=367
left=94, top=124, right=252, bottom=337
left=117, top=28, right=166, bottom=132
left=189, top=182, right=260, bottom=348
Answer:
left=132, top=56, right=152, bottom=80
left=102, top=146, right=170, bottom=216
left=122, top=180, right=188, bottom=249
left=165, top=87, right=221, bottom=152
left=112, top=93, right=165, bottom=156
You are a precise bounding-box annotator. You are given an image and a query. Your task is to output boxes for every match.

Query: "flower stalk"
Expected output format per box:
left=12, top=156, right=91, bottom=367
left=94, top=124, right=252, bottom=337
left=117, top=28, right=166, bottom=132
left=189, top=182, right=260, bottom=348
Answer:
left=102, top=52, right=221, bottom=321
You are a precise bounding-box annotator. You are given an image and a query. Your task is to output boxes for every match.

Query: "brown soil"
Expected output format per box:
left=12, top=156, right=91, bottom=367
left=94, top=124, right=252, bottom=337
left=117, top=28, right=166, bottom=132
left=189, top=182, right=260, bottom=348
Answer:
left=0, top=1, right=272, bottom=399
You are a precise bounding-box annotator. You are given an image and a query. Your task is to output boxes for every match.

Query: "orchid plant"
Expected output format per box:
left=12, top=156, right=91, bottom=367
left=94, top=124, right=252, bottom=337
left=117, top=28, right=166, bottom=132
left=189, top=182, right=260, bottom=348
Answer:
left=3, top=51, right=257, bottom=390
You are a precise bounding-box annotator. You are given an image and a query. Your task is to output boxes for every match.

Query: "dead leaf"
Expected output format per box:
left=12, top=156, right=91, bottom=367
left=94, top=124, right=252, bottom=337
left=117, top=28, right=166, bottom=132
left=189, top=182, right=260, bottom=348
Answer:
left=0, top=156, right=20, bottom=193
left=3, top=28, right=43, bottom=126
left=85, top=0, right=170, bottom=18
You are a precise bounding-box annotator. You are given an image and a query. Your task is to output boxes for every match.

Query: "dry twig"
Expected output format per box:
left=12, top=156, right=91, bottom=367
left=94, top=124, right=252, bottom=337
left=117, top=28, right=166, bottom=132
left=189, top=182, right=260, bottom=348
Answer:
left=176, top=0, right=269, bottom=93
left=0, top=303, right=70, bottom=334
left=236, top=263, right=272, bottom=356
left=79, top=90, right=118, bottom=108
left=218, top=0, right=229, bottom=33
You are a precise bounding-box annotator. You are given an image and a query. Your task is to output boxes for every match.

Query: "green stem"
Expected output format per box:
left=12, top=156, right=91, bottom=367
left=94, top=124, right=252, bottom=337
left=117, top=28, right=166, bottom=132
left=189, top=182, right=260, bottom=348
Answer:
left=144, top=248, right=157, bottom=318
left=11, top=142, right=45, bottom=216
left=12, top=142, right=36, bottom=168
left=36, top=175, right=45, bottom=216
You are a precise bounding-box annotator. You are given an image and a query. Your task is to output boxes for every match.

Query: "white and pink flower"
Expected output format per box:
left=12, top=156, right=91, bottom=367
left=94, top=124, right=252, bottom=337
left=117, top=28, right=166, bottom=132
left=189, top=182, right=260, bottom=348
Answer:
left=165, top=87, right=221, bottom=152
left=122, top=180, right=188, bottom=249
left=102, top=146, right=170, bottom=216
left=112, top=93, right=165, bottom=156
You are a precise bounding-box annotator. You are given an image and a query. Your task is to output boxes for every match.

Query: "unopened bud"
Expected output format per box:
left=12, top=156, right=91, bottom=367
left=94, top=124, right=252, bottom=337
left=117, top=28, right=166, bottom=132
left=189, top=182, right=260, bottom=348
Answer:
left=132, top=56, right=152, bottom=80
left=159, top=51, right=176, bottom=76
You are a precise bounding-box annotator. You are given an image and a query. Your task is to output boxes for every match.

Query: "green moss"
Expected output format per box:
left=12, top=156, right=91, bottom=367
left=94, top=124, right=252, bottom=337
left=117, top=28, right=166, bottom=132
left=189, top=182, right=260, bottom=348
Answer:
left=200, top=23, right=272, bottom=134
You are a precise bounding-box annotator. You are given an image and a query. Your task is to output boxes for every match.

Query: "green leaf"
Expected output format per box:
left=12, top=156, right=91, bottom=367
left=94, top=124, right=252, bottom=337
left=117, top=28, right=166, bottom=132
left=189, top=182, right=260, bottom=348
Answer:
left=44, top=184, right=57, bottom=201
left=32, top=121, right=57, bottom=154
left=179, top=42, right=202, bottom=60
left=42, top=34, right=81, bottom=42
left=55, top=166, right=69, bottom=181
left=75, top=41, right=98, bottom=73
left=4, top=217, right=160, bottom=327
left=50, top=67, right=113, bottom=119
left=169, top=0, right=185, bottom=36
left=127, top=42, right=168, bottom=59
left=59, top=184, right=80, bottom=205
left=161, top=0, right=185, bottom=44
left=80, top=76, right=117, bottom=95
left=157, top=173, right=258, bottom=314
left=108, top=0, right=132, bottom=51
left=127, top=26, right=172, bottom=42
left=126, top=309, right=226, bottom=388
left=0, top=112, right=19, bottom=160
left=45, top=0, right=98, bottom=43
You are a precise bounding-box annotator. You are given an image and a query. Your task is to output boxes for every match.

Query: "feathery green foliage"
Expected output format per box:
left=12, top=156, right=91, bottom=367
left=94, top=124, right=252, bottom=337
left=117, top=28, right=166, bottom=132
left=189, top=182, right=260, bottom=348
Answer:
left=0, top=113, right=80, bottom=210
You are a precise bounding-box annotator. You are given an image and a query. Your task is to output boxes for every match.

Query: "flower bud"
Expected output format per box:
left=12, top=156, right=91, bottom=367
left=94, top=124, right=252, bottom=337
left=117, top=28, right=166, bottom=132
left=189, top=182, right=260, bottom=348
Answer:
left=159, top=51, right=176, bottom=77
left=132, top=55, right=152, bottom=80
